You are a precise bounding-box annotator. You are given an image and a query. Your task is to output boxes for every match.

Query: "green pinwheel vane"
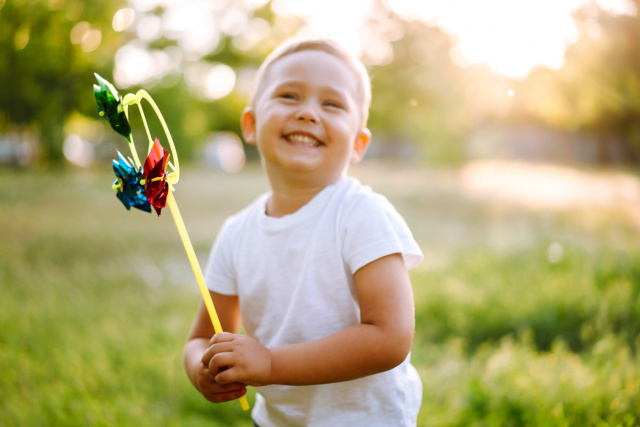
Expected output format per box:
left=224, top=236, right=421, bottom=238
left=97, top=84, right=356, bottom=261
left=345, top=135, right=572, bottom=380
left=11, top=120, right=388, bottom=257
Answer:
left=93, top=73, right=250, bottom=411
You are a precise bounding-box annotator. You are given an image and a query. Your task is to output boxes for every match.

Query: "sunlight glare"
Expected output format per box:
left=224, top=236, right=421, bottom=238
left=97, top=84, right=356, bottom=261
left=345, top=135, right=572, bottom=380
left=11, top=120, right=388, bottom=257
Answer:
left=63, top=134, right=94, bottom=167
left=163, top=3, right=220, bottom=57
left=232, top=17, right=271, bottom=51
left=119, top=0, right=639, bottom=85
left=81, top=29, right=102, bottom=53
left=384, top=0, right=631, bottom=78
left=112, top=8, right=135, bottom=32
left=114, top=42, right=179, bottom=88
left=595, top=0, right=638, bottom=15
left=137, top=14, right=163, bottom=42
left=437, top=0, right=581, bottom=78
left=273, top=0, right=638, bottom=76
left=128, top=0, right=157, bottom=13
left=70, top=21, right=90, bottom=45
left=271, top=0, right=374, bottom=59
left=219, top=5, right=250, bottom=36
left=384, top=0, right=439, bottom=25
left=461, top=160, right=640, bottom=210
left=70, top=21, right=102, bottom=52
left=240, top=0, right=270, bottom=8
left=203, top=64, right=236, bottom=100
left=204, top=132, right=246, bottom=173
left=184, top=62, right=236, bottom=101
left=114, top=42, right=152, bottom=87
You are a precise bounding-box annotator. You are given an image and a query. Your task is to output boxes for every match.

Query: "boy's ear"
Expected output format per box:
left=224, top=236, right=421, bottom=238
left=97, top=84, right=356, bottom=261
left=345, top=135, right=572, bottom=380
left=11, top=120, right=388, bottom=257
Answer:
left=351, top=128, right=371, bottom=163
left=241, top=107, right=257, bottom=145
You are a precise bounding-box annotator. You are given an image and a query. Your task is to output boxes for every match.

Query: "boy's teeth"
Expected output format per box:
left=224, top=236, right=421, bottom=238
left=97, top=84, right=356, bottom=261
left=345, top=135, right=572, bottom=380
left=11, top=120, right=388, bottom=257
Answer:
left=287, top=134, right=319, bottom=147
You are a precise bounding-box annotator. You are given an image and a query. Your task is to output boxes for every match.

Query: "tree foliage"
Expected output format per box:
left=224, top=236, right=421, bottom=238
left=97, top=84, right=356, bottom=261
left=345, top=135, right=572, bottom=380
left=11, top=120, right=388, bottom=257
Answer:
left=0, top=0, right=130, bottom=164
left=452, top=1, right=640, bottom=164
left=1, top=0, right=639, bottom=166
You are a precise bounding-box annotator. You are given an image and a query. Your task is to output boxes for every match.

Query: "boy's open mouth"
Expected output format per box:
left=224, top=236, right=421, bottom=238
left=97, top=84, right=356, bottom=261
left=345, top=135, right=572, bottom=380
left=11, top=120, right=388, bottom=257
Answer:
left=285, top=133, right=322, bottom=147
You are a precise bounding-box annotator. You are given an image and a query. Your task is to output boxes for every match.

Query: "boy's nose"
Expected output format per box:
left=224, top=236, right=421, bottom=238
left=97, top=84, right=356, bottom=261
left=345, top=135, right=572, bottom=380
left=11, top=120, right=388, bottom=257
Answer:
left=295, top=102, right=319, bottom=123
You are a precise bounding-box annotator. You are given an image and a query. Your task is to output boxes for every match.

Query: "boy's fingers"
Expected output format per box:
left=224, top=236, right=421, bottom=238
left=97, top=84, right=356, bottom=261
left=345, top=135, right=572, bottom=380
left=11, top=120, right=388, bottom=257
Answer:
left=204, top=386, right=247, bottom=404
left=209, top=352, right=234, bottom=371
left=201, top=341, right=235, bottom=366
left=209, top=332, right=234, bottom=345
left=201, top=348, right=213, bottom=366
left=207, top=380, right=245, bottom=392
left=214, top=368, right=237, bottom=385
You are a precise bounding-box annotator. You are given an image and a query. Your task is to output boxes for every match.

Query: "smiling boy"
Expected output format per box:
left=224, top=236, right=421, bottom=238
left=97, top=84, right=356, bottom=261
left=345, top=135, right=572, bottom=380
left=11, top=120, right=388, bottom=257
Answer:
left=183, top=38, right=423, bottom=427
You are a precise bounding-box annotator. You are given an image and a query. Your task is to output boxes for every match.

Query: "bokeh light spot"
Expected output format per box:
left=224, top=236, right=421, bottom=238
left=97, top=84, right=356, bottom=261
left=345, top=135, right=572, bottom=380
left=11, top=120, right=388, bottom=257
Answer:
left=113, top=8, right=136, bottom=32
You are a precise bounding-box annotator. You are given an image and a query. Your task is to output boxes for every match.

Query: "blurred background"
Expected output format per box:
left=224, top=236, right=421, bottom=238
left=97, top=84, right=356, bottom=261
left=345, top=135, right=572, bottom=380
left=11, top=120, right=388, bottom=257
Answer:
left=2, top=0, right=640, bottom=168
left=2, top=0, right=640, bottom=425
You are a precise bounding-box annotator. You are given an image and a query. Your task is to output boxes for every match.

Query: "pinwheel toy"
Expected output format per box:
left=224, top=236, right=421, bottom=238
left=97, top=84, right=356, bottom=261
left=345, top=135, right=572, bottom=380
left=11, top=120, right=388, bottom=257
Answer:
left=94, top=73, right=250, bottom=411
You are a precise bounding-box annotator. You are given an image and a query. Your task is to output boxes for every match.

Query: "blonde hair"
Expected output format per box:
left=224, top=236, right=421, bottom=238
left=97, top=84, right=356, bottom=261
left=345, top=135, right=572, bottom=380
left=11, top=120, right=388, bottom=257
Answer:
left=250, top=38, right=371, bottom=127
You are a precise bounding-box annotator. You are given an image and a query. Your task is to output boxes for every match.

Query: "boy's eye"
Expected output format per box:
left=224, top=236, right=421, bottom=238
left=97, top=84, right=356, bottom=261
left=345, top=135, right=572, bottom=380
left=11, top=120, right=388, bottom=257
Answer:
left=278, top=93, right=297, bottom=100
left=324, top=100, right=344, bottom=109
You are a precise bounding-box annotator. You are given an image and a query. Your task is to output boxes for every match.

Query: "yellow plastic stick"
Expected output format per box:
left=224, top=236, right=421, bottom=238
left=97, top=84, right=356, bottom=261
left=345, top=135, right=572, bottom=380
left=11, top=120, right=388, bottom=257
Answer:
left=167, top=191, right=250, bottom=411
left=166, top=190, right=223, bottom=333
left=120, top=89, right=250, bottom=412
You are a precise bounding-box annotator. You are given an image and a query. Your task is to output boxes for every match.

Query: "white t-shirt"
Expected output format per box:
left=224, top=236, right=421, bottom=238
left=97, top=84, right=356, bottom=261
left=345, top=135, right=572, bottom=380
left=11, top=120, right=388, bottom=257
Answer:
left=205, top=176, right=423, bottom=427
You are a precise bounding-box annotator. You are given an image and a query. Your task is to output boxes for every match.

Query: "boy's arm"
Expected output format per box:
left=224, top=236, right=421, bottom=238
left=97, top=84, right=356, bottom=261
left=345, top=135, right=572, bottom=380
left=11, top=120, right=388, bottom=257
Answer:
left=205, top=253, right=415, bottom=386
left=183, top=292, right=247, bottom=402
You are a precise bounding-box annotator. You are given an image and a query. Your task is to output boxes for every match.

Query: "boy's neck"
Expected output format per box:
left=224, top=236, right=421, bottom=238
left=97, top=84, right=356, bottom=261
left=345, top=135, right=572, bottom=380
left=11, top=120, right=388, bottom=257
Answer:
left=266, top=189, right=318, bottom=218
left=265, top=173, right=344, bottom=218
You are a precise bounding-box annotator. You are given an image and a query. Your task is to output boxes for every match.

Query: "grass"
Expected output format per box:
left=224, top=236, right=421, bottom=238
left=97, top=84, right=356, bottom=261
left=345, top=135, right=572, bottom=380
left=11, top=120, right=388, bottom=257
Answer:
left=1, top=161, right=639, bottom=426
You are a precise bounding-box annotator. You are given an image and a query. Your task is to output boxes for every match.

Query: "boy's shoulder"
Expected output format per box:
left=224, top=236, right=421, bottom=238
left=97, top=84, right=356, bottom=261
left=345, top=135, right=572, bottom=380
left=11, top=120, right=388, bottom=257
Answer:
left=339, top=176, right=395, bottom=216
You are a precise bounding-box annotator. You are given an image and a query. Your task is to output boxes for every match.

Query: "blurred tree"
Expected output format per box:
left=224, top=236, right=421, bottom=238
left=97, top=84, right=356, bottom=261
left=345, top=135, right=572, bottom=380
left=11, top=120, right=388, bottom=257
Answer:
left=108, top=2, right=293, bottom=163
left=367, top=16, right=468, bottom=164
left=500, top=1, right=640, bottom=164
left=561, top=2, right=640, bottom=164
left=4, top=0, right=639, bottom=167
left=0, top=0, right=130, bottom=165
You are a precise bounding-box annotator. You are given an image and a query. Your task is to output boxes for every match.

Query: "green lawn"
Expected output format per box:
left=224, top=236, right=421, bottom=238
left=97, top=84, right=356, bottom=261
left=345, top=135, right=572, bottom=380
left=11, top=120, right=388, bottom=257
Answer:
left=1, top=162, right=639, bottom=426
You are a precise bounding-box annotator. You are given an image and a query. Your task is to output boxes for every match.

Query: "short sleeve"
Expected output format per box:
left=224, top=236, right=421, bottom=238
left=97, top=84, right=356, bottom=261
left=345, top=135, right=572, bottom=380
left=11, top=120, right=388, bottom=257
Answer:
left=342, top=192, right=423, bottom=274
left=204, top=218, right=238, bottom=295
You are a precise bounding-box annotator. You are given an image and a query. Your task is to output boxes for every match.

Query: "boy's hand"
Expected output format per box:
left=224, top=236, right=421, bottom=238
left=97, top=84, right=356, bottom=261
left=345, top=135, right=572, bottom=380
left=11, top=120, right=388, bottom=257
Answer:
left=202, top=332, right=272, bottom=387
left=193, top=361, right=248, bottom=404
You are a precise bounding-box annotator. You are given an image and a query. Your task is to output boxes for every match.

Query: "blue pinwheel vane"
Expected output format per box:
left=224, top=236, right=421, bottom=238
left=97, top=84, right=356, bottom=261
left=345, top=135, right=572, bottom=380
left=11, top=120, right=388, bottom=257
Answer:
left=112, top=152, right=151, bottom=213
left=93, top=73, right=250, bottom=411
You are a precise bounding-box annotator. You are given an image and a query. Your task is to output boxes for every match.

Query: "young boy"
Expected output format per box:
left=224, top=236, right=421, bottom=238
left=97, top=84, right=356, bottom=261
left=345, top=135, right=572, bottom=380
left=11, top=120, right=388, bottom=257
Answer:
left=183, top=38, right=423, bottom=426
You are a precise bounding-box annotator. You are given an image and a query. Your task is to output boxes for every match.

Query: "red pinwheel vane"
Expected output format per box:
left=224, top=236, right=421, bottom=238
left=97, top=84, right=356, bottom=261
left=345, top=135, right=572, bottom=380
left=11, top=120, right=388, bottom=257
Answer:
left=93, top=74, right=250, bottom=411
left=143, top=138, right=170, bottom=216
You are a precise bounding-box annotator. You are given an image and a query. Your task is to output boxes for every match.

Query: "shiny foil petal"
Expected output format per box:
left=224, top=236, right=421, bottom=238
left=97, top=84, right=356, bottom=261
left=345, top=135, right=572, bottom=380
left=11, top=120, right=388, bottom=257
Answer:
left=112, top=152, right=151, bottom=213
left=93, top=73, right=132, bottom=142
left=143, top=138, right=170, bottom=216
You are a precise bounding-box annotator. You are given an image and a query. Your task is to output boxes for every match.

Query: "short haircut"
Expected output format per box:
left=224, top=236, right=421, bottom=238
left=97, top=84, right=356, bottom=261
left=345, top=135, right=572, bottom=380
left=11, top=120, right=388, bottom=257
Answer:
left=250, top=38, right=371, bottom=127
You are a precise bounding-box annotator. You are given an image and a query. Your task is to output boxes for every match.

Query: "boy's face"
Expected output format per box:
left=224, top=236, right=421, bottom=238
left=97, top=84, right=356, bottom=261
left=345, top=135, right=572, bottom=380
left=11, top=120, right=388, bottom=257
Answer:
left=242, top=50, right=370, bottom=187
